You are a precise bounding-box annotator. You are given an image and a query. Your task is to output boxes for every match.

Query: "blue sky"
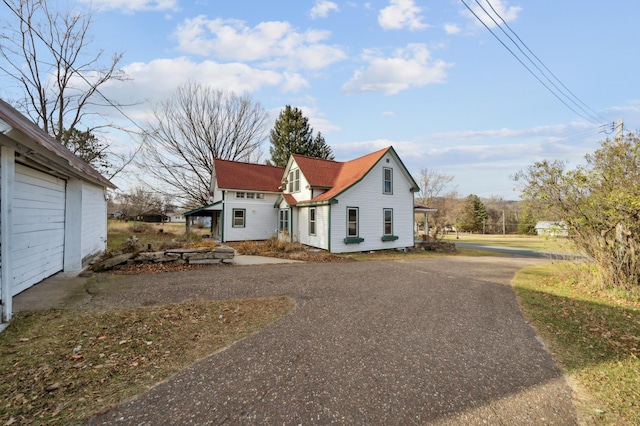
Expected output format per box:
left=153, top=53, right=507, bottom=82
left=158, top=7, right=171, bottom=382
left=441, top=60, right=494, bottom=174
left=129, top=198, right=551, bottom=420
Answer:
left=8, top=1, right=640, bottom=199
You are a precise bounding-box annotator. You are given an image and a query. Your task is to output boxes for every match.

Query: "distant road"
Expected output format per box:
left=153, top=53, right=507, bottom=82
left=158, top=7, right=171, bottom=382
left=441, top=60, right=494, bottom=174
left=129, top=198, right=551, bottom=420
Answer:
left=454, top=242, right=583, bottom=260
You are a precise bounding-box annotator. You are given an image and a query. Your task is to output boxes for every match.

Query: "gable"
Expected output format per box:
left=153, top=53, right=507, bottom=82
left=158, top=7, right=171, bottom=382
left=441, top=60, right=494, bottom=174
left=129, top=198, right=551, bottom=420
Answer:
left=293, top=147, right=418, bottom=205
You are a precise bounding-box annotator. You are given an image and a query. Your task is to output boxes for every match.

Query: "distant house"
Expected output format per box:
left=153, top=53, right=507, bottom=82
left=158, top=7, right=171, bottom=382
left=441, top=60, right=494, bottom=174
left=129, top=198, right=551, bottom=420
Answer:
left=137, top=209, right=168, bottom=223
left=185, top=146, right=420, bottom=253
left=534, top=221, right=568, bottom=237
left=0, top=99, right=116, bottom=322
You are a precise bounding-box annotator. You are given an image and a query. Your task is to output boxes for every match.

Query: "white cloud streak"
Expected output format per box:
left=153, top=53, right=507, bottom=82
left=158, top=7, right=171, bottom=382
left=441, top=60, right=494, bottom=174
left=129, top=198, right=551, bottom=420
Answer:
left=342, top=44, right=451, bottom=95
left=174, top=16, right=346, bottom=70
left=310, top=1, right=339, bottom=19
left=378, top=0, right=428, bottom=31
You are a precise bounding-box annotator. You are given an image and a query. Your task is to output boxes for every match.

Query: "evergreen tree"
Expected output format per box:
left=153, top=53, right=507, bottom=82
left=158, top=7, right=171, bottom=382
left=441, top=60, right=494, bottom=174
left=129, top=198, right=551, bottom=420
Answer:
left=268, top=106, right=334, bottom=167
left=458, top=194, right=488, bottom=233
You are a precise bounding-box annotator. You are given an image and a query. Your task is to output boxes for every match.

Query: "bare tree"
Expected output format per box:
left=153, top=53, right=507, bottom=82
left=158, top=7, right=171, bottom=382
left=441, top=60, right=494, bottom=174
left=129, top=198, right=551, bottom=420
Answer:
left=415, top=168, right=458, bottom=237
left=0, top=0, right=134, bottom=174
left=141, top=83, right=269, bottom=206
left=416, top=168, right=456, bottom=206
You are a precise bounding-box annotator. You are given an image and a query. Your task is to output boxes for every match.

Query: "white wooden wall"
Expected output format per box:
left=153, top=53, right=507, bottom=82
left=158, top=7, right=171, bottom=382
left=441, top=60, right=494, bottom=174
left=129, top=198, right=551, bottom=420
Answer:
left=223, top=192, right=279, bottom=241
left=81, top=182, right=107, bottom=262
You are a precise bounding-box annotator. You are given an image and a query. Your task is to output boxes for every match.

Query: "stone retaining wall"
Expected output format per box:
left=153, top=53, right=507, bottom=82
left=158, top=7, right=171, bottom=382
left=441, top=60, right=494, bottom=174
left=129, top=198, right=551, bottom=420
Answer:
left=94, top=246, right=235, bottom=271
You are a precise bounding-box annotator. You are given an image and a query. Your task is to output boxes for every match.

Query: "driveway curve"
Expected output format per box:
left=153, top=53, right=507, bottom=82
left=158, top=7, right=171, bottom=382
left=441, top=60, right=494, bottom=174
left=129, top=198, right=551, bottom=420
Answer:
left=88, top=256, right=576, bottom=425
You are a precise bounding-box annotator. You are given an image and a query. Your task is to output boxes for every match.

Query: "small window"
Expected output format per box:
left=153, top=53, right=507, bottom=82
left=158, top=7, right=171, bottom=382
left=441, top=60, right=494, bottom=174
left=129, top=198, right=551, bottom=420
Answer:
left=246, top=192, right=255, bottom=199
left=383, top=208, right=393, bottom=236
left=232, top=209, right=245, bottom=227
left=309, top=207, right=316, bottom=236
left=347, top=207, right=358, bottom=237
left=279, top=209, right=289, bottom=232
left=236, top=192, right=245, bottom=199
left=383, top=168, right=393, bottom=194
left=256, top=193, right=265, bottom=199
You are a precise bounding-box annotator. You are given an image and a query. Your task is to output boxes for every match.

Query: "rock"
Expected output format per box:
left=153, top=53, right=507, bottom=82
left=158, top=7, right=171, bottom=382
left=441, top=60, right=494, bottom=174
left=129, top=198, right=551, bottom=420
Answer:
left=134, top=251, right=165, bottom=262
left=94, top=253, right=135, bottom=272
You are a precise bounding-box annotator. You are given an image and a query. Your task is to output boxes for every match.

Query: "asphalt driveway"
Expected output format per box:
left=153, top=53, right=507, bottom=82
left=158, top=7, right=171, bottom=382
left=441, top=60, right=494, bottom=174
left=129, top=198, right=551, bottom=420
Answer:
left=83, top=256, right=576, bottom=425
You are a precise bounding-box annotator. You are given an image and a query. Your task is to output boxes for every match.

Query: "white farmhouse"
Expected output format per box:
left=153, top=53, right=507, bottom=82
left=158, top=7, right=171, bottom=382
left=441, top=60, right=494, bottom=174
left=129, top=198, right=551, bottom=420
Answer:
left=187, top=146, right=420, bottom=254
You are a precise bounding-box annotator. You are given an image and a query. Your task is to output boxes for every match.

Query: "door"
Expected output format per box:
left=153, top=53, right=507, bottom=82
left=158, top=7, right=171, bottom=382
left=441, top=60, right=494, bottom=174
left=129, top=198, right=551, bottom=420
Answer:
left=12, top=164, right=66, bottom=295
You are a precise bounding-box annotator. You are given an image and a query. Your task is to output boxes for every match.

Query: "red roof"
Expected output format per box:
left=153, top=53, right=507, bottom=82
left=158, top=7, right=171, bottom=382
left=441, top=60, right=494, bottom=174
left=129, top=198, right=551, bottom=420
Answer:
left=214, top=158, right=284, bottom=192
left=289, top=148, right=401, bottom=203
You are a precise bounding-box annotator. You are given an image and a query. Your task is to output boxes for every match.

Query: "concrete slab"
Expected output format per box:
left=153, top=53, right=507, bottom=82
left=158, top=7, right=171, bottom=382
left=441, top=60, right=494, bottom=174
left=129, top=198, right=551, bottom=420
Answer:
left=12, top=272, right=88, bottom=313
left=231, top=255, right=304, bottom=265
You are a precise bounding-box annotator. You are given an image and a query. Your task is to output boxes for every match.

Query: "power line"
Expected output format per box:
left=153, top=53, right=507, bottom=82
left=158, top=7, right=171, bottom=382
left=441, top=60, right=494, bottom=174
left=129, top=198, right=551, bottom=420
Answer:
left=460, top=0, right=605, bottom=126
left=482, top=0, right=607, bottom=124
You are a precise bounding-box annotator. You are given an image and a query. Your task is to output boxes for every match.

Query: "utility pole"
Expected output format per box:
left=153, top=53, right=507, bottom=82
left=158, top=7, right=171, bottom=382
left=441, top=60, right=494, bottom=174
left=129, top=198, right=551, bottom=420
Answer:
left=616, top=118, right=624, bottom=141
left=502, top=210, right=506, bottom=236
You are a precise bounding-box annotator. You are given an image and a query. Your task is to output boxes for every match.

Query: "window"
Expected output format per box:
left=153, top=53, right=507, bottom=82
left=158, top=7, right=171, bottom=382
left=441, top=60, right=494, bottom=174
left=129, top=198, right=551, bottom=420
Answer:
left=383, top=208, right=393, bottom=236
left=236, top=192, right=263, bottom=199
left=288, top=169, right=300, bottom=192
left=232, top=209, right=245, bottom=227
left=309, top=207, right=316, bottom=235
left=279, top=209, right=289, bottom=232
left=347, top=207, right=358, bottom=237
left=383, top=167, right=393, bottom=194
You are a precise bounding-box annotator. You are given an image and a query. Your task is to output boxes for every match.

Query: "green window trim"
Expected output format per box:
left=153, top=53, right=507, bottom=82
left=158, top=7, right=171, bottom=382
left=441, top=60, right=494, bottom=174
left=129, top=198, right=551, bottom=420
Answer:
left=381, top=235, right=399, bottom=241
left=232, top=208, right=246, bottom=228
left=344, top=237, right=365, bottom=244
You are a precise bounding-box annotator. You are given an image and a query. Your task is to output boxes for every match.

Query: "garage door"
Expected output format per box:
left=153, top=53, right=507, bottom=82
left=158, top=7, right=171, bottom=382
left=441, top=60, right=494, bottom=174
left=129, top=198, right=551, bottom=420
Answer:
left=12, top=163, right=66, bottom=295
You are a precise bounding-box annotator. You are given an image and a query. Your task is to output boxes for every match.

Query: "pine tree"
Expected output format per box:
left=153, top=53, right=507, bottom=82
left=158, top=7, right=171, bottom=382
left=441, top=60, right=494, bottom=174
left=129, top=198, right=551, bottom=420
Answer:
left=268, top=106, right=334, bottom=167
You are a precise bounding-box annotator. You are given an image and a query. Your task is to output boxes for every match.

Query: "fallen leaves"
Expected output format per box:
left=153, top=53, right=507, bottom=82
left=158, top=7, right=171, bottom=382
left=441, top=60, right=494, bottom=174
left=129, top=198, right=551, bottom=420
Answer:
left=0, top=297, right=295, bottom=425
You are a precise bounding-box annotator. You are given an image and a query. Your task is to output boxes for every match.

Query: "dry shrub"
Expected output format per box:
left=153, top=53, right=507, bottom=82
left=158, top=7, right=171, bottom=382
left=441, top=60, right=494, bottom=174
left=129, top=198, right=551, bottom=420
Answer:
left=128, top=222, right=153, bottom=233
left=235, top=240, right=261, bottom=255
left=264, top=236, right=304, bottom=253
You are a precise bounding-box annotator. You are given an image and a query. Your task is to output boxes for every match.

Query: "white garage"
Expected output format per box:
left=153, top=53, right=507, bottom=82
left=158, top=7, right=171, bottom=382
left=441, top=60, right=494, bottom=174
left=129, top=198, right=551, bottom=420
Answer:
left=0, top=99, right=115, bottom=323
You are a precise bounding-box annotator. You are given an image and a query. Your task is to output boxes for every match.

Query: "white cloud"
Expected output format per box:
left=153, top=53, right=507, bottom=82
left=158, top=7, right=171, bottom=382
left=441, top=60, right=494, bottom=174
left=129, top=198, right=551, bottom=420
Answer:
left=78, top=0, right=178, bottom=13
left=465, top=0, right=522, bottom=28
left=100, top=57, right=307, bottom=108
left=443, top=23, right=461, bottom=34
left=378, top=0, right=428, bottom=31
left=310, top=1, right=339, bottom=19
left=342, top=44, right=451, bottom=95
left=174, top=16, right=346, bottom=70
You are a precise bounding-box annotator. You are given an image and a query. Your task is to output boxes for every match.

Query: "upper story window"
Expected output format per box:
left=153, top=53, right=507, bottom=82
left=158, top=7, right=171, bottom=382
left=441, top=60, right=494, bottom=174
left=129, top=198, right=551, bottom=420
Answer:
left=288, top=168, right=300, bottom=193
left=383, top=167, right=393, bottom=194
left=236, top=192, right=264, bottom=199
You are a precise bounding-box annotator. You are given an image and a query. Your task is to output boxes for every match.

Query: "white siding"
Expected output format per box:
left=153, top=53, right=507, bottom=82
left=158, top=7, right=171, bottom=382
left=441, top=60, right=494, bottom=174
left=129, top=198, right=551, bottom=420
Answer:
left=297, top=205, right=330, bottom=250
left=81, top=182, right=107, bottom=262
left=223, top=192, right=279, bottom=241
left=12, top=164, right=66, bottom=294
left=329, top=154, right=415, bottom=253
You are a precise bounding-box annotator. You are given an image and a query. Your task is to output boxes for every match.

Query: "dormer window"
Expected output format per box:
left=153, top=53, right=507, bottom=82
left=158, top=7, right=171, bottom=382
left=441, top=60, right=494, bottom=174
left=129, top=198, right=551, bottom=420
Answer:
left=288, top=168, right=300, bottom=193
